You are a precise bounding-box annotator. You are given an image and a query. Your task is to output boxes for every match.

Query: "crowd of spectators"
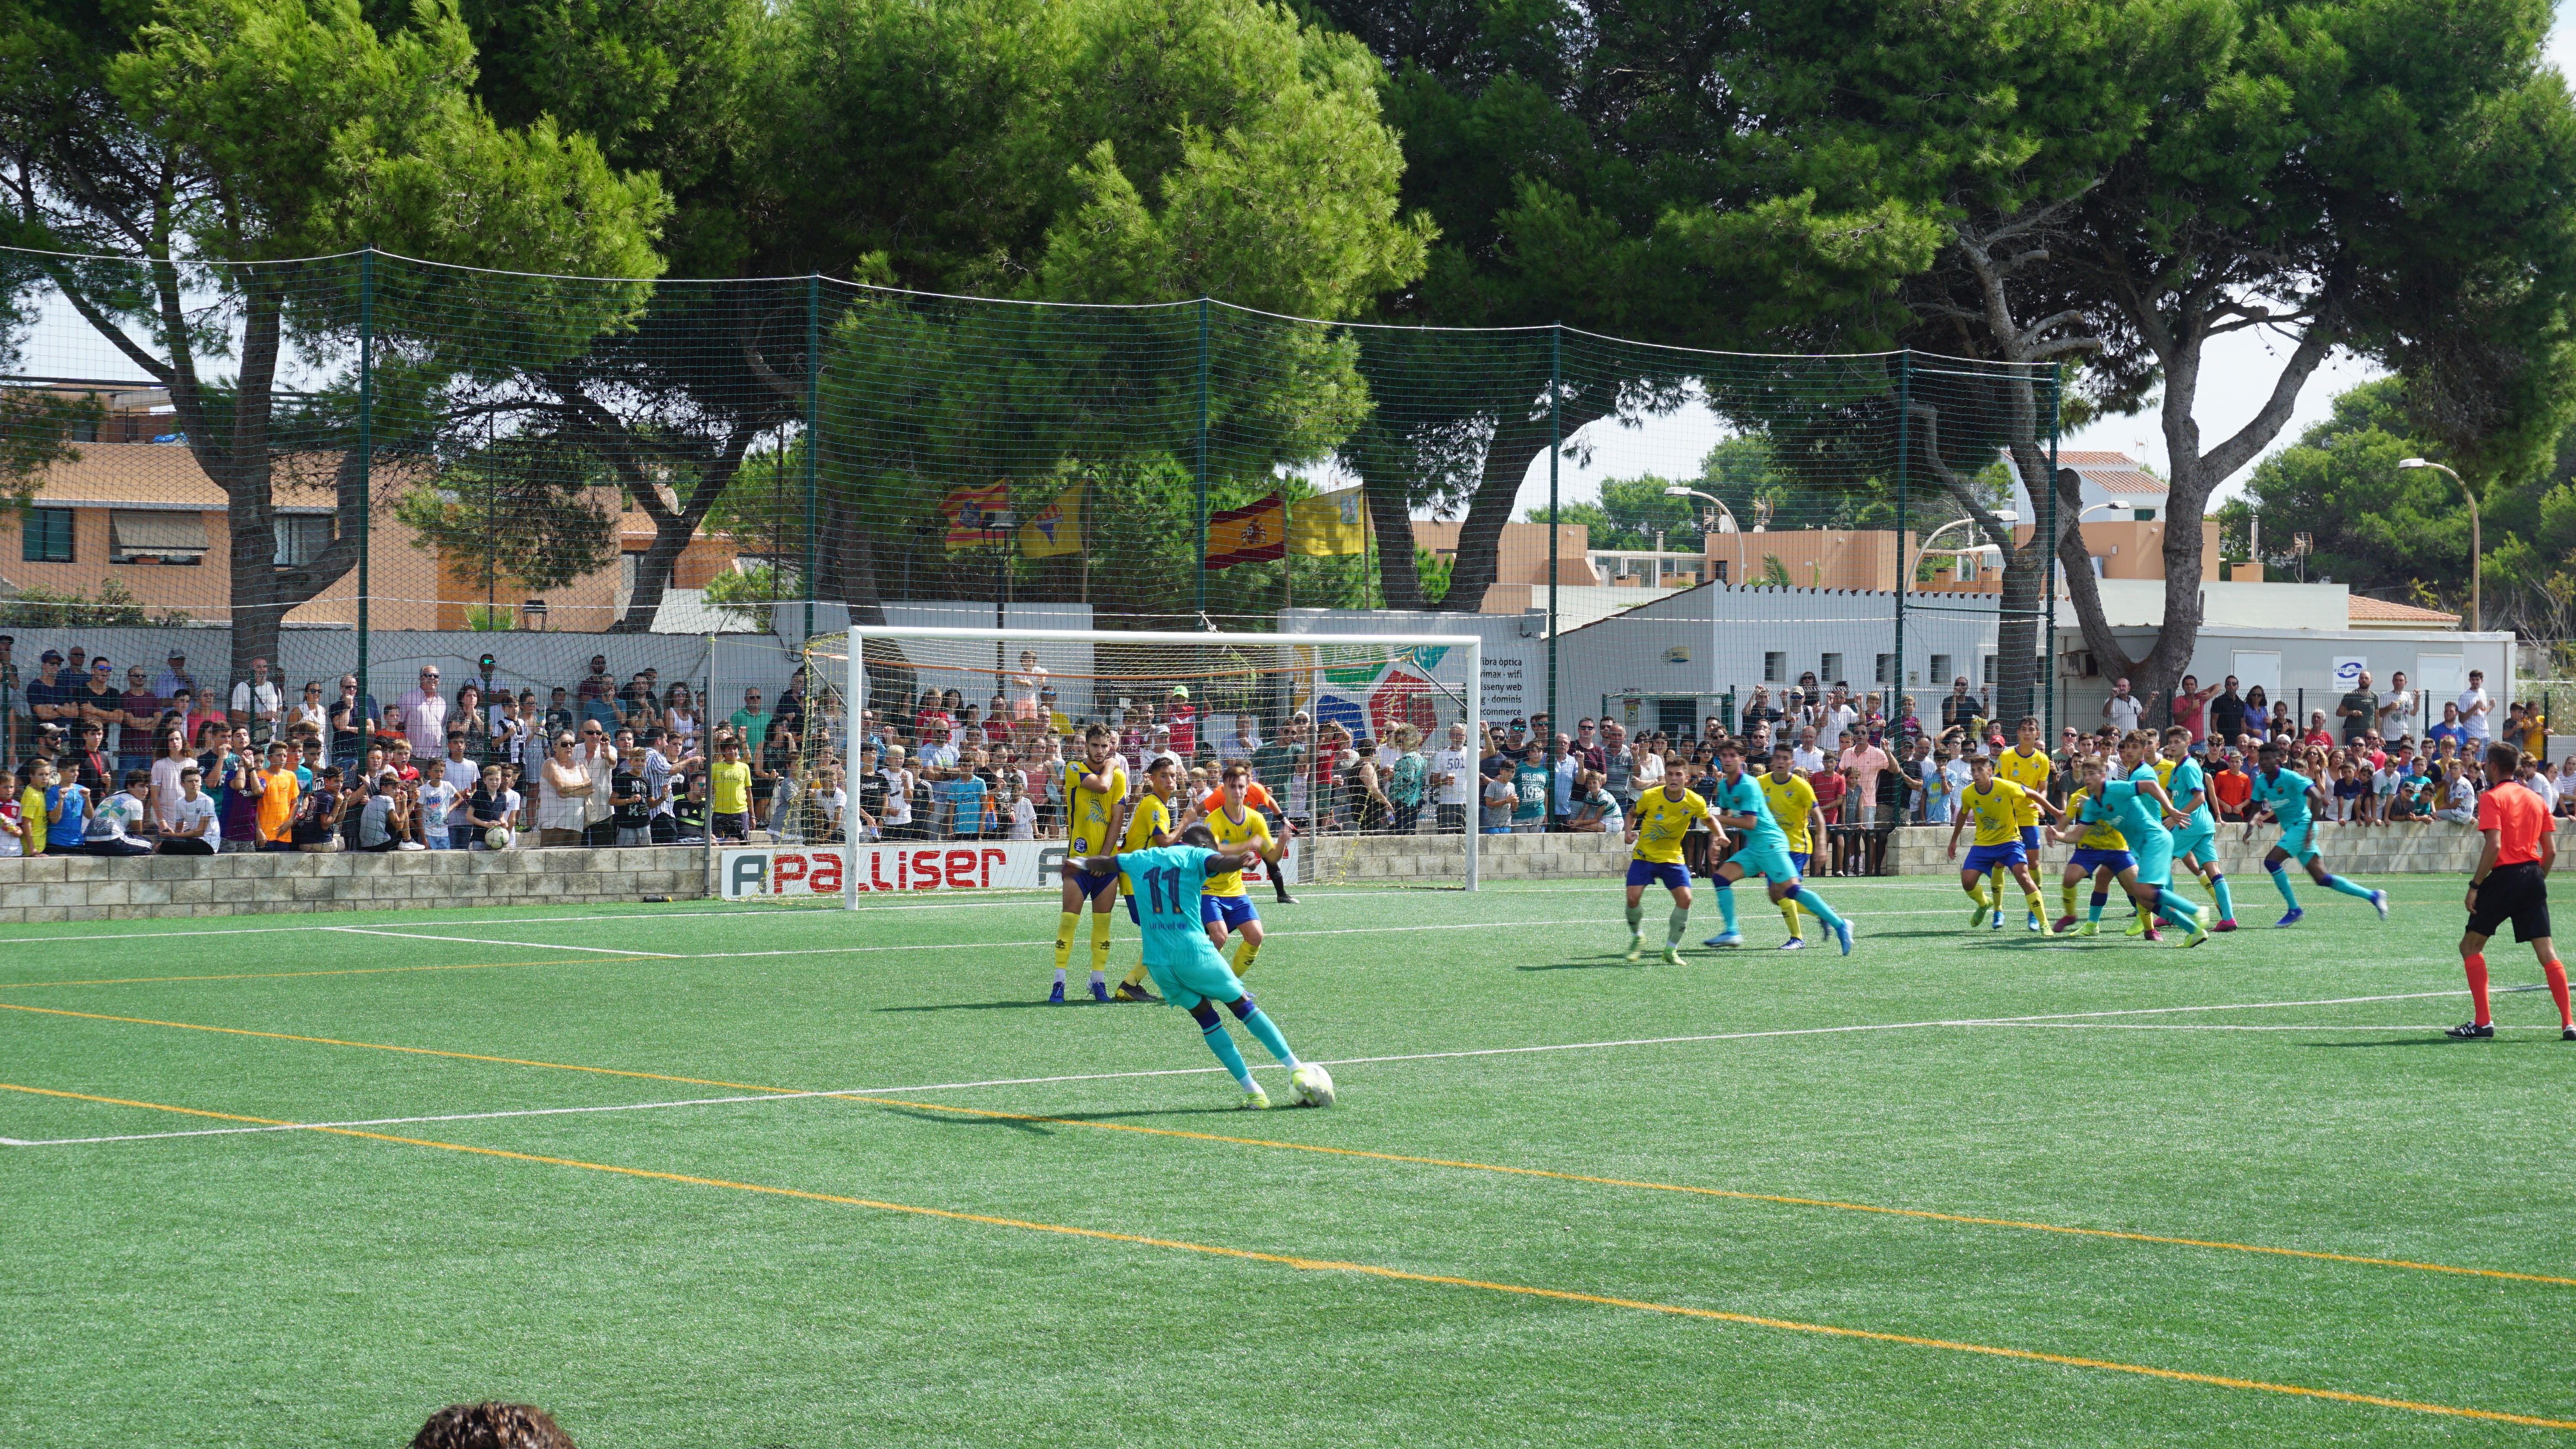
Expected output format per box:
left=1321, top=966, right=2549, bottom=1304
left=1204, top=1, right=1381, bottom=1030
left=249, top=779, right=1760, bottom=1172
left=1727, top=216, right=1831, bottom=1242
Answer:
left=0, top=635, right=2560, bottom=864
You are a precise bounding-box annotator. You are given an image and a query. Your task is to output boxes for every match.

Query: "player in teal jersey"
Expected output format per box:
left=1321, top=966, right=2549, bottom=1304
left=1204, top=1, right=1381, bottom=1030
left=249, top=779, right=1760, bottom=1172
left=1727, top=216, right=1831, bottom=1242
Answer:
left=2092, top=731, right=2211, bottom=946
left=1701, top=739, right=1853, bottom=955
left=2159, top=727, right=2238, bottom=931
left=2242, top=740, right=2389, bottom=927
left=1080, top=825, right=1334, bottom=1110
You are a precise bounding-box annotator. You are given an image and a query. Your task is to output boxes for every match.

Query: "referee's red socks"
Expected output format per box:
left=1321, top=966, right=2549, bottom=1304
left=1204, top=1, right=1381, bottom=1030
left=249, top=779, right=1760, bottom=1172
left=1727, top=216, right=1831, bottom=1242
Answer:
left=2465, top=954, right=2491, bottom=1027
left=2546, top=958, right=2572, bottom=1030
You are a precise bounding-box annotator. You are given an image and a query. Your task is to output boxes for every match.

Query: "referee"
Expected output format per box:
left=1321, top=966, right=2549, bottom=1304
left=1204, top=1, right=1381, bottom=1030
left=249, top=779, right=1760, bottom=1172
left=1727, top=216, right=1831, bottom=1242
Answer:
left=2449, top=742, right=2567, bottom=1040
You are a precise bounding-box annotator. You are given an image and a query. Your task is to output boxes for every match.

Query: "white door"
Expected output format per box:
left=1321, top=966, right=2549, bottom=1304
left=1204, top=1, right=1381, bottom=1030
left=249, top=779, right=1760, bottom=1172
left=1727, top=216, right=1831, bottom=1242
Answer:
left=2231, top=651, right=2281, bottom=698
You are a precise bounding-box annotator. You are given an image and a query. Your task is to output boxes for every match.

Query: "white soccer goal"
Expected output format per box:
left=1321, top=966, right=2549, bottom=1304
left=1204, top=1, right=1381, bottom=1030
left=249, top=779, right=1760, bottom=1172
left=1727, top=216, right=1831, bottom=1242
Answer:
left=773, top=626, right=1487, bottom=906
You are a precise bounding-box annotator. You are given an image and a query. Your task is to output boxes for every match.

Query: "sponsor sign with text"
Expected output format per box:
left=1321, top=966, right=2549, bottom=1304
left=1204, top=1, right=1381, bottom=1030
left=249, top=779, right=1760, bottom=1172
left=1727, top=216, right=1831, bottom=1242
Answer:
left=720, top=840, right=1297, bottom=899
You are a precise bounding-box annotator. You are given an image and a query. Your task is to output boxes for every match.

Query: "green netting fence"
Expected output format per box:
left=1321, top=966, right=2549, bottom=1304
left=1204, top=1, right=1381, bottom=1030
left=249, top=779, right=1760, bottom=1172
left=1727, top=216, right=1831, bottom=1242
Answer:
left=0, top=246, right=2062, bottom=769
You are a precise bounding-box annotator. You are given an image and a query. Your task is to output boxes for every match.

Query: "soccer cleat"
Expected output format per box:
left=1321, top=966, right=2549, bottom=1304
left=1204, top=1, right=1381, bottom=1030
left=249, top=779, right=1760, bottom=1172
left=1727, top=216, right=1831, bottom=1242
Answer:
left=1832, top=919, right=1855, bottom=956
left=1113, top=981, right=1160, bottom=1003
left=2211, top=919, right=2239, bottom=933
left=1777, top=937, right=1807, bottom=951
left=1624, top=935, right=1644, bottom=962
left=2143, top=925, right=2162, bottom=943
left=1660, top=946, right=1686, bottom=966
left=2446, top=1022, right=2495, bottom=1039
left=2052, top=915, right=2080, bottom=934
left=1090, top=979, right=1112, bottom=1004
left=1236, top=1084, right=1272, bottom=1109
left=1290, top=1063, right=1336, bottom=1108
left=2078, top=921, right=2099, bottom=937
left=2181, top=919, right=2211, bottom=949
left=1275, top=893, right=1300, bottom=905
left=2563, top=1027, right=2575, bottom=1043
left=1705, top=931, right=1745, bottom=948
left=1991, top=910, right=2006, bottom=930
left=2125, top=912, right=2148, bottom=938
left=2026, top=913, right=2044, bottom=933
left=2275, top=907, right=2305, bottom=928
left=1048, top=980, right=1066, bottom=1006
left=2370, top=889, right=2390, bottom=921
left=1968, top=901, right=1990, bottom=929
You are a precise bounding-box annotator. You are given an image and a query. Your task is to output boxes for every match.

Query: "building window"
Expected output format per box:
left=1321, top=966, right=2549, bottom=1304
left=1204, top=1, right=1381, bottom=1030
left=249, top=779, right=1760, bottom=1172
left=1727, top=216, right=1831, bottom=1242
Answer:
left=1820, top=652, right=1843, bottom=685
left=273, top=514, right=333, bottom=567
left=111, top=510, right=209, bottom=565
left=1928, top=653, right=1952, bottom=685
left=1711, top=558, right=1728, bottom=585
left=2132, top=507, right=2156, bottom=522
left=1874, top=653, right=1895, bottom=685
left=1983, top=655, right=2000, bottom=684
left=21, top=507, right=73, bottom=563
left=1763, top=651, right=1784, bottom=683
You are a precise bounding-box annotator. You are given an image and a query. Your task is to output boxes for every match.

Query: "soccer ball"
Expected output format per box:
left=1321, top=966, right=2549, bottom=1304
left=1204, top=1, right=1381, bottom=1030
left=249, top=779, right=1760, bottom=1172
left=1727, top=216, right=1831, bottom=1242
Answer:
left=484, top=827, right=513, bottom=850
left=1290, top=1063, right=1336, bottom=1109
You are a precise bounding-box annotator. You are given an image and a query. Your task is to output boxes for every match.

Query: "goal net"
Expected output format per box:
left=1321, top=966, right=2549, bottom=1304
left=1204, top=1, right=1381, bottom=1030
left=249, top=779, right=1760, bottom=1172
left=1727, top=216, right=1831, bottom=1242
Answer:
left=726, top=627, right=1486, bottom=906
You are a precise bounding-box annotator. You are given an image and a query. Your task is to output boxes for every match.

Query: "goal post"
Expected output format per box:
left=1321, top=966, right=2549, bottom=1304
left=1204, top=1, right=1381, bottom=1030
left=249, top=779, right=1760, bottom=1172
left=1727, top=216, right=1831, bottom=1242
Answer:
left=798, top=625, right=1485, bottom=905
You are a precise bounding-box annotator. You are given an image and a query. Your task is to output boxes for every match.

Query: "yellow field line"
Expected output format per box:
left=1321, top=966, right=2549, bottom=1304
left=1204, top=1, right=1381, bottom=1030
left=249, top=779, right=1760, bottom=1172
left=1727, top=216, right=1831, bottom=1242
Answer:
left=837, top=1096, right=2576, bottom=1291
left=0, top=960, right=576, bottom=991
left=12, top=994, right=2571, bottom=1292
left=3, top=1078, right=2567, bottom=1435
left=0, top=1002, right=796, bottom=1094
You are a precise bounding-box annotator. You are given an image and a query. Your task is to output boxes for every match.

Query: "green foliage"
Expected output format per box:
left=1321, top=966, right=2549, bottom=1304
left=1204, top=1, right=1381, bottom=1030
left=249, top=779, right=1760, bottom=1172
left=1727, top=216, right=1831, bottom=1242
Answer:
left=706, top=561, right=800, bottom=630
left=1411, top=544, right=1450, bottom=606
left=0, top=392, right=102, bottom=512
left=392, top=435, right=620, bottom=595
left=0, top=576, right=188, bottom=627
left=1525, top=476, right=1702, bottom=553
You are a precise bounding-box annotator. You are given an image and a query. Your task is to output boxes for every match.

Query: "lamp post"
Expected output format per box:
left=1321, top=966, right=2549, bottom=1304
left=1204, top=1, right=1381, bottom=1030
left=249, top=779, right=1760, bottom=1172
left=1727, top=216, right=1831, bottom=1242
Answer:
left=2398, top=457, right=2479, bottom=631
left=2291, top=530, right=2312, bottom=585
left=1909, top=511, right=2017, bottom=586
left=1663, top=485, right=1743, bottom=586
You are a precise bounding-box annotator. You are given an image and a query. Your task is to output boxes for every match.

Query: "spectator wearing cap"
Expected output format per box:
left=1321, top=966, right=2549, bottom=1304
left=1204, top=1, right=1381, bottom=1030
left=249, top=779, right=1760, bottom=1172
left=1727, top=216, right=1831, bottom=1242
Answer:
left=229, top=655, right=282, bottom=745
left=28, top=649, right=71, bottom=729
left=389, top=664, right=450, bottom=760
left=152, top=650, right=194, bottom=702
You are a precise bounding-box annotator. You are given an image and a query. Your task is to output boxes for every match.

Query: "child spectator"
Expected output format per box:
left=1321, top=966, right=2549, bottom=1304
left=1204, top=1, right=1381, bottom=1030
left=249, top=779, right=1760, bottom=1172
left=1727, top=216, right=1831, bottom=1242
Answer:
left=0, top=766, right=22, bottom=857
left=163, top=764, right=219, bottom=854
left=939, top=760, right=993, bottom=840
left=44, top=761, right=87, bottom=855
left=255, top=742, right=300, bottom=851
left=610, top=745, right=653, bottom=847
left=18, top=759, right=52, bottom=855
left=416, top=760, right=462, bottom=850
left=83, top=769, right=152, bottom=855
left=465, top=763, right=517, bottom=849
left=708, top=735, right=751, bottom=841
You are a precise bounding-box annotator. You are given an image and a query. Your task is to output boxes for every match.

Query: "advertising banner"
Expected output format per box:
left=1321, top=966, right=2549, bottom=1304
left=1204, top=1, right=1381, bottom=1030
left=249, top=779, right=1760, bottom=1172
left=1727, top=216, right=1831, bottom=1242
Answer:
left=720, top=839, right=1298, bottom=899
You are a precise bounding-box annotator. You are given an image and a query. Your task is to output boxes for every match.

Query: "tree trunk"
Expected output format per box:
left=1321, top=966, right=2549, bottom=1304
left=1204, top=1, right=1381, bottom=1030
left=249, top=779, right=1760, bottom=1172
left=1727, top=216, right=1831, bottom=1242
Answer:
left=1359, top=472, right=1423, bottom=609
left=1435, top=391, right=1611, bottom=612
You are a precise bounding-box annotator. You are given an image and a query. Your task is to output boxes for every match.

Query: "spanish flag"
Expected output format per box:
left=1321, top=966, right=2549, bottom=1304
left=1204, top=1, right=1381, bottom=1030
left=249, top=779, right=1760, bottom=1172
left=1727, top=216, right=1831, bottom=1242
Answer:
left=1206, top=494, right=1287, bottom=568
left=1288, top=485, right=1369, bottom=555
left=1018, top=482, right=1084, bottom=559
left=940, top=482, right=1015, bottom=551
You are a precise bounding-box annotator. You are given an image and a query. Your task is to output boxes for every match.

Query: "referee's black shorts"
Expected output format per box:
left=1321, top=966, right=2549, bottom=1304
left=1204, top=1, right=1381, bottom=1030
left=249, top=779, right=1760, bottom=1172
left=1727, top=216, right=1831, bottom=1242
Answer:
left=2467, top=861, right=2552, bottom=943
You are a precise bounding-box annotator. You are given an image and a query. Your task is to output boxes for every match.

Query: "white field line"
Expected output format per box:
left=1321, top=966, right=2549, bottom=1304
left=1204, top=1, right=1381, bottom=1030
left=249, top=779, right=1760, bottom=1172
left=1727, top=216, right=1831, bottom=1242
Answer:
left=324, top=926, right=681, bottom=958
left=5, top=987, right=2533, bottom=1148
left=0, top=875, right=2455, bottom=946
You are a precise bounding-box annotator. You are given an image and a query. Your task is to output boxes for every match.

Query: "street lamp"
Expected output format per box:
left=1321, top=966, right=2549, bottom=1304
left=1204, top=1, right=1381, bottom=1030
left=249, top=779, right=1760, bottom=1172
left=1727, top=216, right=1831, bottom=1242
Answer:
left=2398, top=457, right=2480, bottom=631
left=1664, top=485, right=1744, bottom=587
left=1910, top=511, right=2017, bottom=587
left=2078, top=500, right=2132, bottom=521
left=2290, top=530, right=2312, bottom=584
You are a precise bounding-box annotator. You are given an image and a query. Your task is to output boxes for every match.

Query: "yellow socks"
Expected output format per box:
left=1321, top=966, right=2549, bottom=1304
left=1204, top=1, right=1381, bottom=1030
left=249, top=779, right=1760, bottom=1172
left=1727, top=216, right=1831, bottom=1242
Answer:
left=2061, top=881, right=2079, bottom=917
left=1089, top=912, right=1112, bottom=976
left=1232, top=937, right=1260, bottom=975
left=1779, top=899, right=1804, bottom=940
left=1121, top=961, right=1151, bottom=988
left=1054, top=911, right=1080, bottom=974
left=2023, top=891, right=2045, bottom=921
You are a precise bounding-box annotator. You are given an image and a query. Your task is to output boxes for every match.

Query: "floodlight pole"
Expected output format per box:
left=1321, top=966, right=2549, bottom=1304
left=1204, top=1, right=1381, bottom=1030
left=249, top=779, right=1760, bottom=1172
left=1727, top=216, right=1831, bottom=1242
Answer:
left=2397, top=458, right=2479, bottom=631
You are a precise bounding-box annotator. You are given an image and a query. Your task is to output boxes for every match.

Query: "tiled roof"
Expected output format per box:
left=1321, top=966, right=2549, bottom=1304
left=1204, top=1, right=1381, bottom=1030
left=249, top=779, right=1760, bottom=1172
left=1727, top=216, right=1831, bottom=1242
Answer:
left=2058, top=451, right=2169, bottom=497
left=2347, top=595, right=2460, bottom=625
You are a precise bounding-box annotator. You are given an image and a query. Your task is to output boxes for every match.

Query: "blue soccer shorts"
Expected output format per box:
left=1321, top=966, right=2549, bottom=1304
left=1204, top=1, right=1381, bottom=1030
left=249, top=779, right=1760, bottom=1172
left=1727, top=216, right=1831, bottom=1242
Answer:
left=1962, top=841, right=2028, bottom=874
left=1199, top=894, right=1259, bottom=930
left=1625, top=860, right=1691, bottom=891
left=2067, top=847, right=2137, bottom=877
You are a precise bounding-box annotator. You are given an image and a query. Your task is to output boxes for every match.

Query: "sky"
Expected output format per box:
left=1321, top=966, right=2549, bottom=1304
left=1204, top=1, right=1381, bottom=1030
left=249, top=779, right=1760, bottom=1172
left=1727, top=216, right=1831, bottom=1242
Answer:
left=1500, top=9, right=2576, bottom=523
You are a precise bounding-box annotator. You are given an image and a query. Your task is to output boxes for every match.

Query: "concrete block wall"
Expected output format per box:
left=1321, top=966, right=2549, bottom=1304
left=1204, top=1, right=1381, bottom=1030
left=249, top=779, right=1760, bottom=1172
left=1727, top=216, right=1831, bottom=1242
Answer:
left=0, top=846, right=709, bottom=925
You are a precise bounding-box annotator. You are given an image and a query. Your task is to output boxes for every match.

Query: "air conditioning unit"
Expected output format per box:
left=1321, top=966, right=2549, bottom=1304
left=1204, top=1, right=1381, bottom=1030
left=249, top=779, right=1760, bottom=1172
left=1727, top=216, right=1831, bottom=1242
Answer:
left=2057, top=649, right=2099, bottom=679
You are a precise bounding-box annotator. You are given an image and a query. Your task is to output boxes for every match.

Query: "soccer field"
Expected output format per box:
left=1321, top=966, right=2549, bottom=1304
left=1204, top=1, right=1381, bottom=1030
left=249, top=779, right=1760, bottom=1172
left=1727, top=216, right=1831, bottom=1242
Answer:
left=4, top=876, right=2570, bottom=1446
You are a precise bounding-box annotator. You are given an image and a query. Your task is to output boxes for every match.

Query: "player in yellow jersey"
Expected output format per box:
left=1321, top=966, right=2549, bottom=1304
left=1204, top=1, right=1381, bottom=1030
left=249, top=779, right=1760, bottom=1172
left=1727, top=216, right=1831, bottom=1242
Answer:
left=1051, top=724, right=1129, bottom=1004
left=1183, top=761, right=1284, bottom=977
left=1946, top=755, right=2066, bottom=933
left=1759, top=743, right=1824, bottom=949
left=2047, top=772, right=2138, bottom=938
left=1623, top=772, right=1721, bottom=964
left=1993, top=716, right=2056, bottom=931
left=1112, top=757, right=1182, bottom=1002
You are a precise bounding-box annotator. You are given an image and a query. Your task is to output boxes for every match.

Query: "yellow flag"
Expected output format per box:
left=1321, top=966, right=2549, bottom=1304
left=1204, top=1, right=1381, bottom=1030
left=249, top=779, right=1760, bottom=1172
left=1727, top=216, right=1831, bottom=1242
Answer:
left=1018, top=482, right=1084, bottom=559
left=1288, top=486, right=1369, bottom=555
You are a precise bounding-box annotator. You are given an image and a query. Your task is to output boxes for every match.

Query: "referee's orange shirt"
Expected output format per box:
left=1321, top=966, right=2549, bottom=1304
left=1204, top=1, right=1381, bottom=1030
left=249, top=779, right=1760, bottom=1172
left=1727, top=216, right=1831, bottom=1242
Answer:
left=2477, top=783, right=2550, bottom=864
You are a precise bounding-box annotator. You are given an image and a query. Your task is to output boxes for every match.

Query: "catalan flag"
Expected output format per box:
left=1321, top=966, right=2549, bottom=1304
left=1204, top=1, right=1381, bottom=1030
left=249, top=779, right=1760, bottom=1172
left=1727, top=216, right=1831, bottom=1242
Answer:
left=1206, top=495, right=1287, bottom=568
left=940, top=482, right=1015, bottom=551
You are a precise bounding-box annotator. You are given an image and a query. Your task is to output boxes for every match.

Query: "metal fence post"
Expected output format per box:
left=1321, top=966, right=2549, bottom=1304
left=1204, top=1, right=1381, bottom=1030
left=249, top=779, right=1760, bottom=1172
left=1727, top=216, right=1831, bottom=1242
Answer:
left=804, top=273, right=821, bottom=645
left=356, top=246, right=373, bottom=703
left=1195, top=297, right=1210, bottom=619
left=1546, top=324, right=1561, bottom=734
left=1892, top=351, right=1910, bottom=713
left=2043, top=367, right=2060, bottom=740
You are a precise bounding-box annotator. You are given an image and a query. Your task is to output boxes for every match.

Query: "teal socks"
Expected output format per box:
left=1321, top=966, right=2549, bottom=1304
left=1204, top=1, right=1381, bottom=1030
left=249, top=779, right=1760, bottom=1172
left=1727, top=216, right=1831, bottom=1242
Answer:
left=1239, top=1007, right=1298, bottom=1070
left=1790, top=888, right=1844, bottom=930
left=1200, top=1021, right=1255, bottom=1089
left=2151, top=886, right=2201, bottom=923
left=2324, top=874, right=2374, bottom=900
left=1714, top=883, right=1738, bottom=931
left=2270, top=868, right=2300, bottom=909
left=2087, top=891, right=2109, bottom=923
left=2211, top=874, right=2234, bottom=921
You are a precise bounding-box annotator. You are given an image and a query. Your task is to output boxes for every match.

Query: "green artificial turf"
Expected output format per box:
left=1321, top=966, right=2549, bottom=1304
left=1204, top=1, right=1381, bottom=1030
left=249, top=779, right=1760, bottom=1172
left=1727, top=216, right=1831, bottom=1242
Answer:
left=3, top=873, right=2571, bottom=1447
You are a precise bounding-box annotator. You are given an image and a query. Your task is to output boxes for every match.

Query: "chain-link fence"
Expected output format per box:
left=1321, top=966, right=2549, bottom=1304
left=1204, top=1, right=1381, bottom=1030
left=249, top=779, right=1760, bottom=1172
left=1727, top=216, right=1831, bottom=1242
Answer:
left=0, top=245, right=2058, bottom=793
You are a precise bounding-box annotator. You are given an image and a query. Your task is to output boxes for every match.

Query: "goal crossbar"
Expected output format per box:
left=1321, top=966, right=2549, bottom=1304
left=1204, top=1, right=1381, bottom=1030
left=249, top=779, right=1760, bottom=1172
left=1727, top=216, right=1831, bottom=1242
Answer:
left=835, top=625, right=1485, bottom=900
